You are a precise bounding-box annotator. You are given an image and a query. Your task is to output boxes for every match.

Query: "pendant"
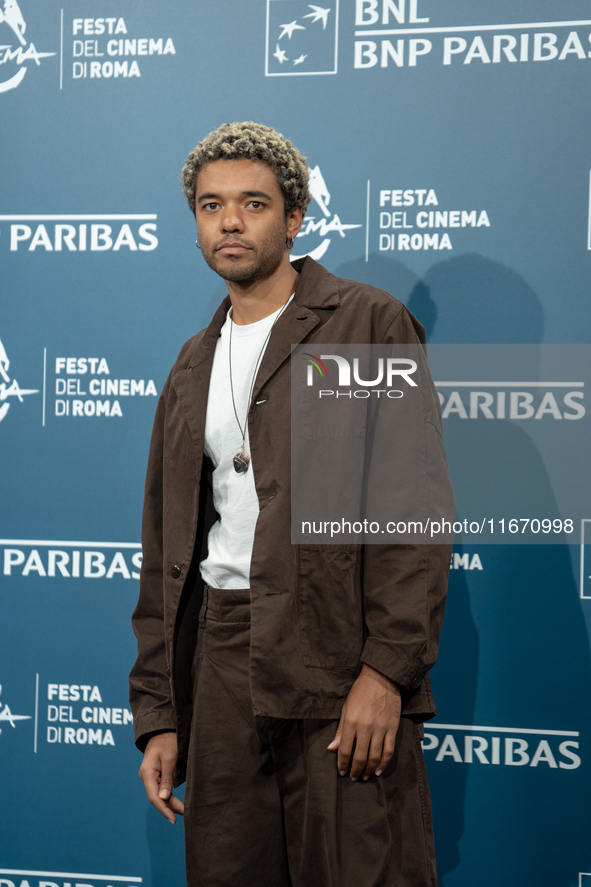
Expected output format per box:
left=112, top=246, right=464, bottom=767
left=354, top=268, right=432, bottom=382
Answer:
left=233, top=443, right=250, bottom=474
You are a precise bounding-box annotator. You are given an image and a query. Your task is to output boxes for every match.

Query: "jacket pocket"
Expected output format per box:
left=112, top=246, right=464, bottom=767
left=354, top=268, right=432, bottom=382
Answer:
left=298, top=546, right=364, bottom=668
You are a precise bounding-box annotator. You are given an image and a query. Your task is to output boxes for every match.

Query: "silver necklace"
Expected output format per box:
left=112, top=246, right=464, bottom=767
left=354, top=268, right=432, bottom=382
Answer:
left=228, top=296, right=292, bottom=473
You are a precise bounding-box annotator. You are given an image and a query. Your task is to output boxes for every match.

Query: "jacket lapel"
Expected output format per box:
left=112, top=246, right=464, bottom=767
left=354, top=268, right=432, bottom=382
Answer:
left=251, top=303, right=319, bottom=402
left=251, top=257, right=340, bottom=401
left=170, top=296, right=230, bottom=457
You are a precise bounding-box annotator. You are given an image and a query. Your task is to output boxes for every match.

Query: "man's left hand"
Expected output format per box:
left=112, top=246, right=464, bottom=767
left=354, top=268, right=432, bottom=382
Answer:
left=327, top=663, right=402, bottom=781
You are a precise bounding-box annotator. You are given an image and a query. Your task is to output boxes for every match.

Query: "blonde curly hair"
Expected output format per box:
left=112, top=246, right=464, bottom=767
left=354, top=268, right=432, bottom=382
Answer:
left=181, top=121, right=312, bottom=217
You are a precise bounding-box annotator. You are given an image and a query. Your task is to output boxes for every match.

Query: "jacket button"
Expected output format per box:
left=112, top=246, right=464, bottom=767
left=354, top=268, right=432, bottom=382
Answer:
left=170, top=565, right=181, bottom=579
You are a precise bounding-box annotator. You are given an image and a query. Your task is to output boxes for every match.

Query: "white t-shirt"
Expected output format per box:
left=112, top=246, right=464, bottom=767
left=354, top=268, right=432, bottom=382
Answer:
left=199, top=297, right=292, bottom=589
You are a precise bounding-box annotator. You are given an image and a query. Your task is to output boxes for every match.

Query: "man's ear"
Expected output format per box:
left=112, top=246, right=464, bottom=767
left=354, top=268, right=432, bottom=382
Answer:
left=287, top=205, right=303, bottom=241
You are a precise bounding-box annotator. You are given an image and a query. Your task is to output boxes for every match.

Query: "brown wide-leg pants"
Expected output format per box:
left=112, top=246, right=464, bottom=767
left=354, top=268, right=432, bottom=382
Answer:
left=184, top=587, right=437, bottom=887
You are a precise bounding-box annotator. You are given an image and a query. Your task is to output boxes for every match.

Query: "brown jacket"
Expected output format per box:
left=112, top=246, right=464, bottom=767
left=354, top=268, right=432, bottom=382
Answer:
left=129, top=257, right=453, bottom=785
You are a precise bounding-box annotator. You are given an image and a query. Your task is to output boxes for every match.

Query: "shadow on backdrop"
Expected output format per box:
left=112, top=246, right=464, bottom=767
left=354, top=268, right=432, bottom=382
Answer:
left=408, top=252, right=545, bottom=344
left=334, top=252, right=590, bottom=886
left=335, top=254, right=420, bottom=310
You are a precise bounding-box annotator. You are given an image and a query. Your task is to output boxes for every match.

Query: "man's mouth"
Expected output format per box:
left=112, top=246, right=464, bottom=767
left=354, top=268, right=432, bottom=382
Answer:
left=216, top=241, right=252, bottom=255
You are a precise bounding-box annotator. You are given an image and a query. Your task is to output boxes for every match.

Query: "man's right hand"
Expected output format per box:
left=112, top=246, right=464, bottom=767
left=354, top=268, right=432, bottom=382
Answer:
left=139, top=731, right=184, bottom=824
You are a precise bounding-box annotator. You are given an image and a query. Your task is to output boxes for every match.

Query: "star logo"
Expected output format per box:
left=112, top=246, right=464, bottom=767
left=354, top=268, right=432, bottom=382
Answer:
left=273, top=43, right=288, bottom=64
left=303, top=5, right=331, bottom=28
left=278, top=20, right=306, bottom=40
left=265, top=0, right=339, bottom=77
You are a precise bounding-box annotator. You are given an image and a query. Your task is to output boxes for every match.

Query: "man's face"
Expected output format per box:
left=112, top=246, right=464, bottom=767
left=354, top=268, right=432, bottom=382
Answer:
left=194, top=159, right=301, bottom=284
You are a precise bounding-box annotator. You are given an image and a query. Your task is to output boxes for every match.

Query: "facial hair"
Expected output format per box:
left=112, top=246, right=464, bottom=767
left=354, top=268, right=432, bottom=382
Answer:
left=201, top=216, right=288, bottom=284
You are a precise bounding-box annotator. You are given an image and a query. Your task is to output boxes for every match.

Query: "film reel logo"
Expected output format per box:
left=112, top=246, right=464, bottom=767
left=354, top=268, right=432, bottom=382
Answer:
left=0, top=0, right=56, bottom=94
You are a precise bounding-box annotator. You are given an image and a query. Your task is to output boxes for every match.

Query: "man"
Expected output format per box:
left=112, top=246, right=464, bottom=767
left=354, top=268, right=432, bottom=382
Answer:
left=130, top=122, right=453, bottom=887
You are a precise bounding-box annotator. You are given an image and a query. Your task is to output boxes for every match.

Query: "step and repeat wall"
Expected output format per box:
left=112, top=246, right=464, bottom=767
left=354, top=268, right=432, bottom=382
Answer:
left=2, top=1, right=591, bottom=885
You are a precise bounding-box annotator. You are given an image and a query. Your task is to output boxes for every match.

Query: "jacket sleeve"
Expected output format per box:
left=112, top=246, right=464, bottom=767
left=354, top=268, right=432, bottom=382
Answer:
left=359, top=305, right=455, bottom=691
left=129, top=371, right=177, bottom=751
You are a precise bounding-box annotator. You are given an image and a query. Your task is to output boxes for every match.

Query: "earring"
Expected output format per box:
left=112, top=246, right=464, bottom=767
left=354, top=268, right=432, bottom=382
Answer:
left=195, top=239, right=201, bottom=250
left=286, top=237, right=294, bottom=249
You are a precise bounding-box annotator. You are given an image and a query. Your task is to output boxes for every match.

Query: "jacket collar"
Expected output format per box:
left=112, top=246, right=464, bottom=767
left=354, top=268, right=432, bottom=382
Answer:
left=188, top=295, right=232, bottom=370
left=291, top=256, right=340, bottom=309
left=187, top=256, right=339, bottom=371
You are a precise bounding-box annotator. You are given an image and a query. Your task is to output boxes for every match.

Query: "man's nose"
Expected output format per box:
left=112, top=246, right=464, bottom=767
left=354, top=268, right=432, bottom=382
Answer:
left=220, top=207, right=245, bottom=233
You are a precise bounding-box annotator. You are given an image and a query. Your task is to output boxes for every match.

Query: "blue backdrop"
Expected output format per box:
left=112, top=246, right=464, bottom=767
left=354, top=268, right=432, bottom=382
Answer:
left=2, top=1, right=590, bottom=885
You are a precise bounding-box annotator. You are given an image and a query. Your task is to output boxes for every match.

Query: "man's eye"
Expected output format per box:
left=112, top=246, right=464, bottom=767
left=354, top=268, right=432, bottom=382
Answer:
left=249, top=201, right=264, bottom=209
